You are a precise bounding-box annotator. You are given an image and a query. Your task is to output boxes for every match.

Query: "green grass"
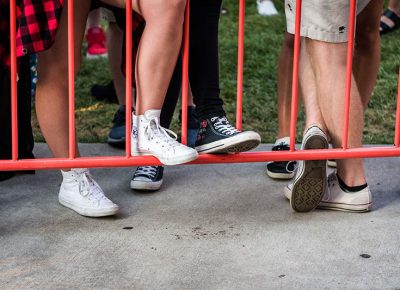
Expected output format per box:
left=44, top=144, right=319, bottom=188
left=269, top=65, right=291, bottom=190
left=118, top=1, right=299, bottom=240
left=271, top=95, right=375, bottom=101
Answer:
left=32, top=0, right=400, bottom=144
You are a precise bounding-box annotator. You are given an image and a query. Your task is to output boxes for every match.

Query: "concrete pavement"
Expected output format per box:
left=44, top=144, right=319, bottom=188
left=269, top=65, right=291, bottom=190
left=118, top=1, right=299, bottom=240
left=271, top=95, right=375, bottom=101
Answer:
left=0, top=144, right=400, bottom=289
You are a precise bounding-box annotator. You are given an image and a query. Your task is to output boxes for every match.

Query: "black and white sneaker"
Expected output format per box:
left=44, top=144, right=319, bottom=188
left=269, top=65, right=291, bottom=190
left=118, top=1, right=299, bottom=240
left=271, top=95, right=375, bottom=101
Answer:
left=108, top=106, right=126, bottom=148
left=267, top=138, right=296, bottom=180
left=130, top=166, right=164, bottom=191
left=195, top=116, right=261, bottom=154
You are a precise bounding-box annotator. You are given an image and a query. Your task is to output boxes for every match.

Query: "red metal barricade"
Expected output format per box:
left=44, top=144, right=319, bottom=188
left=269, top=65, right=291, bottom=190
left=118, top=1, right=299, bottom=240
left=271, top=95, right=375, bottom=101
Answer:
left=1, top=0, right=400, bottom=172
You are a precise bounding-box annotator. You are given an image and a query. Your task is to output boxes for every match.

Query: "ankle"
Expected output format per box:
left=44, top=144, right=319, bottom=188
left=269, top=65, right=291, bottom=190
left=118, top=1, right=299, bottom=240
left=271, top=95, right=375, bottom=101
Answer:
left=304, top=122, right=327, bottom=135
left=389, top=6, right=400, bottom=17
left=336, top=173, right=367, bottom=192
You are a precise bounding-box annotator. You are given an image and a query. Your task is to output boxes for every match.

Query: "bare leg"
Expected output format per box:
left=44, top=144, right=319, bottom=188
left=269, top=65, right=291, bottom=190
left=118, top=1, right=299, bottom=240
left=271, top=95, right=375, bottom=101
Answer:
left=276, top=33, right=294, bottom=139
left=299, top=39, right=325, bottom=132
left=36, top=0, right=91, bottom=159
left=102, top=0, right=186, bottom=115
left=134, top=1, right=186, bottom=114
left=389, top=0, right=400, bottom=13
left=354, top=0, right=383, bottom=109
left=306, top=39, right=366, bottom=186
left=107, top=22, right=128, bottom=106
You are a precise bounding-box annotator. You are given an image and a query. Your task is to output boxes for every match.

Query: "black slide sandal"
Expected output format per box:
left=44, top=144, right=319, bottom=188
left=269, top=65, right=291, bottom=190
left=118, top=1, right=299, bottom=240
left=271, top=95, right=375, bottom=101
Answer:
left=380, top=9, right=400, bottom=35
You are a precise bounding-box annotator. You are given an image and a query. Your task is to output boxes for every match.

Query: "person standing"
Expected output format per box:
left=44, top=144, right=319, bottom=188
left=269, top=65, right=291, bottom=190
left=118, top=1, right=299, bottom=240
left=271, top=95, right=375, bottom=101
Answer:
left=283, top=0, right=382, bottom=213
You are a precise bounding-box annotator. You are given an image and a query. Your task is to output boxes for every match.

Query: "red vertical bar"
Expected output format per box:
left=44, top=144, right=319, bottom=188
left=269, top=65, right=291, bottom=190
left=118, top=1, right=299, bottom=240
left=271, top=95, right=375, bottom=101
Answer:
left=10, top=0, right=18, bottom=161
left=68, top=0, right=76, bottom=159
left=342, top=0, right=357, bottom=150
left=289, top=0, right=302, bottom=151
left=125, top=0, right=133, bottom=157
left=394, top=67, right=400, bottom=147
left=181, top=0, right=190, bottom=146
left=236, top=0, right=245, bottom=131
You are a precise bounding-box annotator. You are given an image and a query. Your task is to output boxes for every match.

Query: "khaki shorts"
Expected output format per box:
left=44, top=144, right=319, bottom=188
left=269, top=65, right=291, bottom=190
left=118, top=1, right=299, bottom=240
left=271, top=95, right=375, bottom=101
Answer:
left=285, top=0, right=371, bottom=43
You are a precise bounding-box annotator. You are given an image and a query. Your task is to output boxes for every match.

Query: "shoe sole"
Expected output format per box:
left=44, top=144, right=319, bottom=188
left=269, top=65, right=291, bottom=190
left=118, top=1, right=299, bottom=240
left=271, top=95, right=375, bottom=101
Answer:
left=290, top=134, right=329, bottom=212
left=318, top=201, right=371, bottom=212
left=195, top=131, right=261, bottom=154
left=266, top=170, right=295, bottom=180
left=130, top=180, right=163, bottom=191
left=59, top=196, right=118, bottom=217
left=284, top=186, right=371, bottom=213
left=107, top=137, right=126, bottom=148
left=131, top=150, right=198, bottom=166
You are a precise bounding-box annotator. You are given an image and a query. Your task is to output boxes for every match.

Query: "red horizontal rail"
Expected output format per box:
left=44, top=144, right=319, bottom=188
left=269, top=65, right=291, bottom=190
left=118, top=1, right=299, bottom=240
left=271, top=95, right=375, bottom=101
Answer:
left=1, top=146, right=399, bottom=171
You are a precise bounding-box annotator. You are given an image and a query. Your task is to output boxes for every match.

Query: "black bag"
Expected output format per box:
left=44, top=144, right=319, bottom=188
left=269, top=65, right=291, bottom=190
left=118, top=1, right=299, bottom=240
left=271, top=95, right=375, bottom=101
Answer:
left=0, top=56, right=35, bottom=181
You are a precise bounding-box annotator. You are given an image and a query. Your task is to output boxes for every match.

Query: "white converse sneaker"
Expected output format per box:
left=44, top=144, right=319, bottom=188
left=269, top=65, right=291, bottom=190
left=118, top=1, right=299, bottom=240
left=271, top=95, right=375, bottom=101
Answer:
left=131, top=110, right=198, bottom=166
left=284, top=172, right=372, bottom=212
left=291, top=125, right=329, bottom=212
left=257, top=0, right=278, bottom=16
left=59, top=169, right=119, bottom=217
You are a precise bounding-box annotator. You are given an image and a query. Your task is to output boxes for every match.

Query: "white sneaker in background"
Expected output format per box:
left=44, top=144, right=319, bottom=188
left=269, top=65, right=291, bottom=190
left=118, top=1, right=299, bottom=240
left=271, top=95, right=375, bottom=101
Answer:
left=284, top=172, right=372, bottom=212
left=131, top=110, right=198, bottom=166
left=59, top=169, right=119, bottom=217
left=257, top=0, right=278, bottom=16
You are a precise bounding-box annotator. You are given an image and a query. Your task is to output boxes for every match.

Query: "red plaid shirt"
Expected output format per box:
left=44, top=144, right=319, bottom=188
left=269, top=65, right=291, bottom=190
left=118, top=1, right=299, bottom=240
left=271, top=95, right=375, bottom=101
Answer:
left=0, top=0, right=145, bottom=87
left=0, top=0, right=63, bottom=68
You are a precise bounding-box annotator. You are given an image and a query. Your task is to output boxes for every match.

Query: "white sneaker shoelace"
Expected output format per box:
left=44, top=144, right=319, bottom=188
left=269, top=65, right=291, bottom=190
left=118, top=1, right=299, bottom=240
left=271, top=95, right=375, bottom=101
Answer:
left=134, top=166, right=158, bottom=179
left=74, top=170, right=108, bottom=202
left=211, top=117, right=240, bottom=136
left=144, top=117, right=182, bottom=151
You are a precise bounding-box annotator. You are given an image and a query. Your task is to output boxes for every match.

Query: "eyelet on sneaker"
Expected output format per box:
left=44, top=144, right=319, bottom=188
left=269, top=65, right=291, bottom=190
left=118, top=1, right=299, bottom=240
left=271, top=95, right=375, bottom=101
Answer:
left=131, top=110, right=198, bottom=165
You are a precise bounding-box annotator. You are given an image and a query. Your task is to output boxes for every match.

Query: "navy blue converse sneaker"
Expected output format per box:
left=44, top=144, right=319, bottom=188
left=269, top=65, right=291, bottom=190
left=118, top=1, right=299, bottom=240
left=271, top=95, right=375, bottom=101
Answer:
left=267, top=137, right=296, bottom=180
left=195, top=116, right=261, bottom=154
left=130, top=166, right=164, bottom=191
left=91, top=81, right=118, bottom=103
left=179, top=106, right=200, bottom=148
left=108, top=106, right=126, bottom=148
